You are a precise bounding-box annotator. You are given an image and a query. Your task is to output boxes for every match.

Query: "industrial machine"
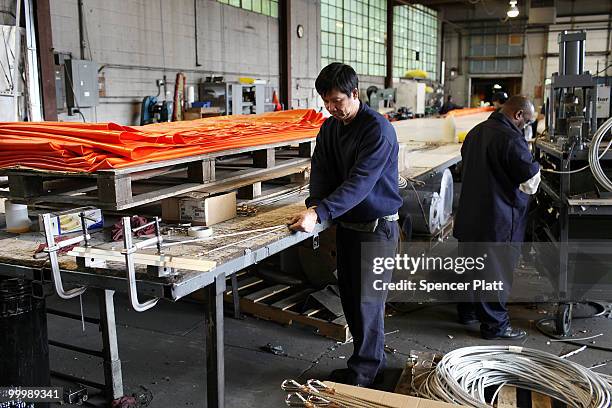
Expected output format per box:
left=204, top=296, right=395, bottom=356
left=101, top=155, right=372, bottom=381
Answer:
left=365, top=86, right=395, bottom=112
left=533, top=30, right=612, bottom=335
left=198, top=77, right=267, bottom=115
left=139, top=79, right=172, bottom=125
left=396, top=79, right=426, bottom=116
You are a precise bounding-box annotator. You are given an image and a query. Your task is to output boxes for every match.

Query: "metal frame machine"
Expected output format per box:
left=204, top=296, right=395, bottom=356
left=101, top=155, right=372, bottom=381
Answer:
left=534, top=30, right=612, bottom=335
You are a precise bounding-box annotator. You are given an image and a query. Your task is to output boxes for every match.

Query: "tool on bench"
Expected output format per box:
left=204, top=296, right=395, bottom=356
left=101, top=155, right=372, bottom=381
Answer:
left=42, top=211, right=93, bottom=299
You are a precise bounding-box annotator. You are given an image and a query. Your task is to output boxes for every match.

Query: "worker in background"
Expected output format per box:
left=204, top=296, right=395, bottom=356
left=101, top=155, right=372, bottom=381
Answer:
left=439, top=95, right=462, bottom=115
left=492, top=91, right=508, bottom=111
left=454, top=95, right=541, bottom=340
left=288, top=63, right=402, bottom=387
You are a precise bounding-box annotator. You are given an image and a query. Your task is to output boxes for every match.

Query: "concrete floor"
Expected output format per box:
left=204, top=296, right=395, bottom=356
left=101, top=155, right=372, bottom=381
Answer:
left=45, top=280, right=612, bottom=408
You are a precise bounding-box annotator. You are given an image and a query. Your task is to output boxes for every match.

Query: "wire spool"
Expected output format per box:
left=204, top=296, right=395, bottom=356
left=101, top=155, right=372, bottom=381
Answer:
left=589, top=116, right=612, bottom=192
left=187, top=226, right=213, bottom=238
left=419, top=168, right=454, bottom=227
left=415, top=345, right=612, bottom=408
left=399, top=189, right=441, bottom=235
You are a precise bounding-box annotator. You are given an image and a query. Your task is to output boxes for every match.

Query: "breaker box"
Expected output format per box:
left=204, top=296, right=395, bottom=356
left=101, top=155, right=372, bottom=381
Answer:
left=64, top=59, right=99, bottom=108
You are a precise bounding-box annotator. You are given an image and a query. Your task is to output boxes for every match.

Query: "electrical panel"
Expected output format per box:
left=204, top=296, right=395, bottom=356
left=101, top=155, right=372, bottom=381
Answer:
left=64, top=59, right=99, bottom=108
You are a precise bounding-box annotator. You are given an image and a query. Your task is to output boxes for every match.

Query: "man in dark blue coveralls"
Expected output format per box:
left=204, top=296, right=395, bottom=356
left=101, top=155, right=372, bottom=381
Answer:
left=288, top=63, right=402, bottom=387
left=454, top=95, right=541, bottom=340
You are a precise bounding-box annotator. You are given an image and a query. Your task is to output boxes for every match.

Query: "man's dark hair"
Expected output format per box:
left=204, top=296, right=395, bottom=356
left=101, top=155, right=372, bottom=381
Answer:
left=315, top=63, right=358, bottom=98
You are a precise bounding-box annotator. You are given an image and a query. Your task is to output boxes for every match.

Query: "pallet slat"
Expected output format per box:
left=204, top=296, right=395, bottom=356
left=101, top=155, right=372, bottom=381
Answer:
left=3, top=142, right=313, bottom=210
left=497, top=386, right=518, bottom=408
left=244, top=284, right=290, bottom=302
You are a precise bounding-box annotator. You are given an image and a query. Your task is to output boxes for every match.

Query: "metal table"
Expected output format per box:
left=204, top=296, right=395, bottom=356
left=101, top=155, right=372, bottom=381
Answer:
left=0, top=197, right=327, bottom=407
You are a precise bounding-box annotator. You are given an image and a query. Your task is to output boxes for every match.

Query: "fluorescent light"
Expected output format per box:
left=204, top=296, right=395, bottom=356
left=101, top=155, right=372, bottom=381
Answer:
left=507, top=1, right=519, bottom=18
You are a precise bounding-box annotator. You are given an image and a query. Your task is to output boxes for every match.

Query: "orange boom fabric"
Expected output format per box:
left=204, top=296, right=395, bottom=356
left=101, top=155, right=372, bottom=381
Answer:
left=0, top=109, right=325, bottom=173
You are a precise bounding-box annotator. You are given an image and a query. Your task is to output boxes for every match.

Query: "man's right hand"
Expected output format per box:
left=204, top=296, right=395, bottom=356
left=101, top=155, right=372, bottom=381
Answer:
left=287, top=208, right=318, bottom=233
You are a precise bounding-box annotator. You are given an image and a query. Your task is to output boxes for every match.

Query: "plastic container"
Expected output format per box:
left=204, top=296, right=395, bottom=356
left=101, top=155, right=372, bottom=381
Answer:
left=5, top=201, right=32, bottom=233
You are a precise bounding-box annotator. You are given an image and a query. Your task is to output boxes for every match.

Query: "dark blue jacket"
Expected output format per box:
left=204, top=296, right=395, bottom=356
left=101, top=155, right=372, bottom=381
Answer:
left=454, top=111, right=540, bottom=242
left=306, top=102, right=402, bottom=223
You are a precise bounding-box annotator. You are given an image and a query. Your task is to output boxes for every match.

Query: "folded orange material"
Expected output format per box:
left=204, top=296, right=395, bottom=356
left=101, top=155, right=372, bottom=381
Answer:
left=0, top=109, right=325, bottom=173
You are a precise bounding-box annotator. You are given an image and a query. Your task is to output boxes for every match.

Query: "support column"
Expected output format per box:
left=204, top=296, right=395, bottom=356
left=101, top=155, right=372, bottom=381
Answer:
left=279, top=0, right=292, bottom=109
left=385, top=0, right=394, bottom=89
left=98, top=289, right=124, bottom=401
left=205, top=275, right=226, bottom=408
left=33, top=0, right=58, bottom=120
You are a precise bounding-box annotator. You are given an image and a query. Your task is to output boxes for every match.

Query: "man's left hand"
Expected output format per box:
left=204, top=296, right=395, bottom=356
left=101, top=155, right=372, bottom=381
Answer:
left=287, top=208, right=318, bottom=233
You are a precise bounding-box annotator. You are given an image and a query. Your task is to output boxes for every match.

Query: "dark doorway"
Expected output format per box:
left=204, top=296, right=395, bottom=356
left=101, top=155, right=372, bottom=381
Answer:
left=469, top=77, right=522, bottom=108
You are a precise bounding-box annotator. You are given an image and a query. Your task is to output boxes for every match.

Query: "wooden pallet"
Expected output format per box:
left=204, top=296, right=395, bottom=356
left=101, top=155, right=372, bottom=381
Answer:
left=394, top=351, right=565, bottom=408
left=496, top=386, right=564, bottom=408
left=0, top=139, right=314, bottom=211
left=223, top=271, right=350, bottom=342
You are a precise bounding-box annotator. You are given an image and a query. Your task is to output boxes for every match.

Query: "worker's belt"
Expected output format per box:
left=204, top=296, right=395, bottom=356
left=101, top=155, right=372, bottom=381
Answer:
left=338, top=213, right=399, bottom=233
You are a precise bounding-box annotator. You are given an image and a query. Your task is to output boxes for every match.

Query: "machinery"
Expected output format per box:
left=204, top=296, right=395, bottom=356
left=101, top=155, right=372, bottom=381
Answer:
left=139, top=79, right=172, bottom=125
left=365, top=86, right=396, bottom=112
left=396, top=79, right=426, bottom=116
left=198, top=77, right=267, bottom=115
left=534, top=30, right=612, bottom=335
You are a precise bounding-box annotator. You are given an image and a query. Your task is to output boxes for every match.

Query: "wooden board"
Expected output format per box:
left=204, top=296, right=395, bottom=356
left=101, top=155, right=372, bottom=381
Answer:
left=221, top=273, right=350, bottom=342
left=68, top=247, right=216, bottom=272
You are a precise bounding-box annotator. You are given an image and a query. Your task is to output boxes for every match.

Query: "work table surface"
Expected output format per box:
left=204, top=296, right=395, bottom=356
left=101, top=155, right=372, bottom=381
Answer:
left=0, top=141, right=462, bottom=299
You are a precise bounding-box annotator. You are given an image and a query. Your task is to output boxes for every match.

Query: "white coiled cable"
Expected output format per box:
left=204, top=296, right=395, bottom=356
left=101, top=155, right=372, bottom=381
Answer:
left=414, top=345, right=612, bottom=408
left=589, top=116, right=612, bottom=192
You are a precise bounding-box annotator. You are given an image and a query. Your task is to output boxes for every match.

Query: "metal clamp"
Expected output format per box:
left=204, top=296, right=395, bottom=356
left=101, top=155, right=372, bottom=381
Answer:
left=122, top=216, right=160, bottom=312
left=42, top=213, right=88, bottom=299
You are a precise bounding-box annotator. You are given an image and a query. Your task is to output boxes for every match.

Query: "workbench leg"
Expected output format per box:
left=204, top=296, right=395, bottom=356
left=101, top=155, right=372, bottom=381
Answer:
left=230, top=274, right=241, bottom=319
left=205, top=275, right=226, bottom=408
left=98, top=289, right=124, bottom=401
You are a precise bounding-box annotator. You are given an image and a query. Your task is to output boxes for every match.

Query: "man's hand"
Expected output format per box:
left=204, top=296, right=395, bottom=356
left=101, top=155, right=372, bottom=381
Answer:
left=287, top=208, right=318, bottom=233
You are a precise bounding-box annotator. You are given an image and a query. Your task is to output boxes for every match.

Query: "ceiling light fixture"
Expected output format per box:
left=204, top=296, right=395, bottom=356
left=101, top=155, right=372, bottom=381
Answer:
left=507, top=1, right=519, bottom=18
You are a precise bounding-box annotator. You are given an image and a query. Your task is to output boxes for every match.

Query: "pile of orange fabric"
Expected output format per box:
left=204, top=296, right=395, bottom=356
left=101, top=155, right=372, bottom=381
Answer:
left=0, top=109, right=324, bottom=173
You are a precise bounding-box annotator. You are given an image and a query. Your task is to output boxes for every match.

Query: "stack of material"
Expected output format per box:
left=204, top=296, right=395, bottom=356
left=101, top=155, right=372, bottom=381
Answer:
left=393, top=107, right=494, bottom=144
left=0, top=109, right=324, bottom=173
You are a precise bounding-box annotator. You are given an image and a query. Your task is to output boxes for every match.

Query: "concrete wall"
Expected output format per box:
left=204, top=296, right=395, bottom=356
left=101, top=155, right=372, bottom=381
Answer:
left=49, top=0, right=305, bottom=124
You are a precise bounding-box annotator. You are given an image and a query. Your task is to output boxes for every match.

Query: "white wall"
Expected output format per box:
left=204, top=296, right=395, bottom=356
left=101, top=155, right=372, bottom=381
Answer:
left=49, top=0, right=299, bottom=124
left=544, top=15, right=612, bottom=78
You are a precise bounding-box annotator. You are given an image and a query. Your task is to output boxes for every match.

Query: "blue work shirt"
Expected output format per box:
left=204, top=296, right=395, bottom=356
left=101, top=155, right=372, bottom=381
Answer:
left=454, top=111, right=540, bottom=242
left=306, top=102, right=402, bottom=223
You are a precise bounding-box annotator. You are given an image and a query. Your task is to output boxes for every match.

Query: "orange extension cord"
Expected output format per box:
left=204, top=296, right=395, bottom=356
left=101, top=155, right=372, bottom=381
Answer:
left=0, top=109, right=325, bottom=173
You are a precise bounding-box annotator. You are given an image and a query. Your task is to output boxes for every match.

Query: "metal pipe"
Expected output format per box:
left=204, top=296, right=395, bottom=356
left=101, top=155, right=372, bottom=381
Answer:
left=47, top=308, right=100, bottom=324
left=77, top=0, right=86, bottom=60
left=12, top=0, right=21, bottom=121
left=48, top=340, right=104, bottom=358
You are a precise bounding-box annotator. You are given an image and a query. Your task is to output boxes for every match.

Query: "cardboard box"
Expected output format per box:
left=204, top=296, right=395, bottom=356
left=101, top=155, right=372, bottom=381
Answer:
left=38, top=207, right=103, bottom=236
left=162, top=191, right=236, bottom=226
left=183, top=107, right=223, bottom=121
left=324, top=382, right=466, bottom=408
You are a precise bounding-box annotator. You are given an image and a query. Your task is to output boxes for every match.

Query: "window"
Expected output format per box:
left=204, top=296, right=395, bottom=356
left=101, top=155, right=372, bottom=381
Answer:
left=469, top=29, right=523, bottom=74
left=393, top=4, right=438, bottom=79
left=217, top=0, right=278, bottom=18
left=321, top=0, right=387, bottom=77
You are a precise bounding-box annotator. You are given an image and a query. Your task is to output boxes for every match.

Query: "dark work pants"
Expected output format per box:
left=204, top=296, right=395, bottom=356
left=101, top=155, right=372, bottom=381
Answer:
left=336, top=219, right=399, bottom=385
left=457, top=242, right=521, bottom=337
